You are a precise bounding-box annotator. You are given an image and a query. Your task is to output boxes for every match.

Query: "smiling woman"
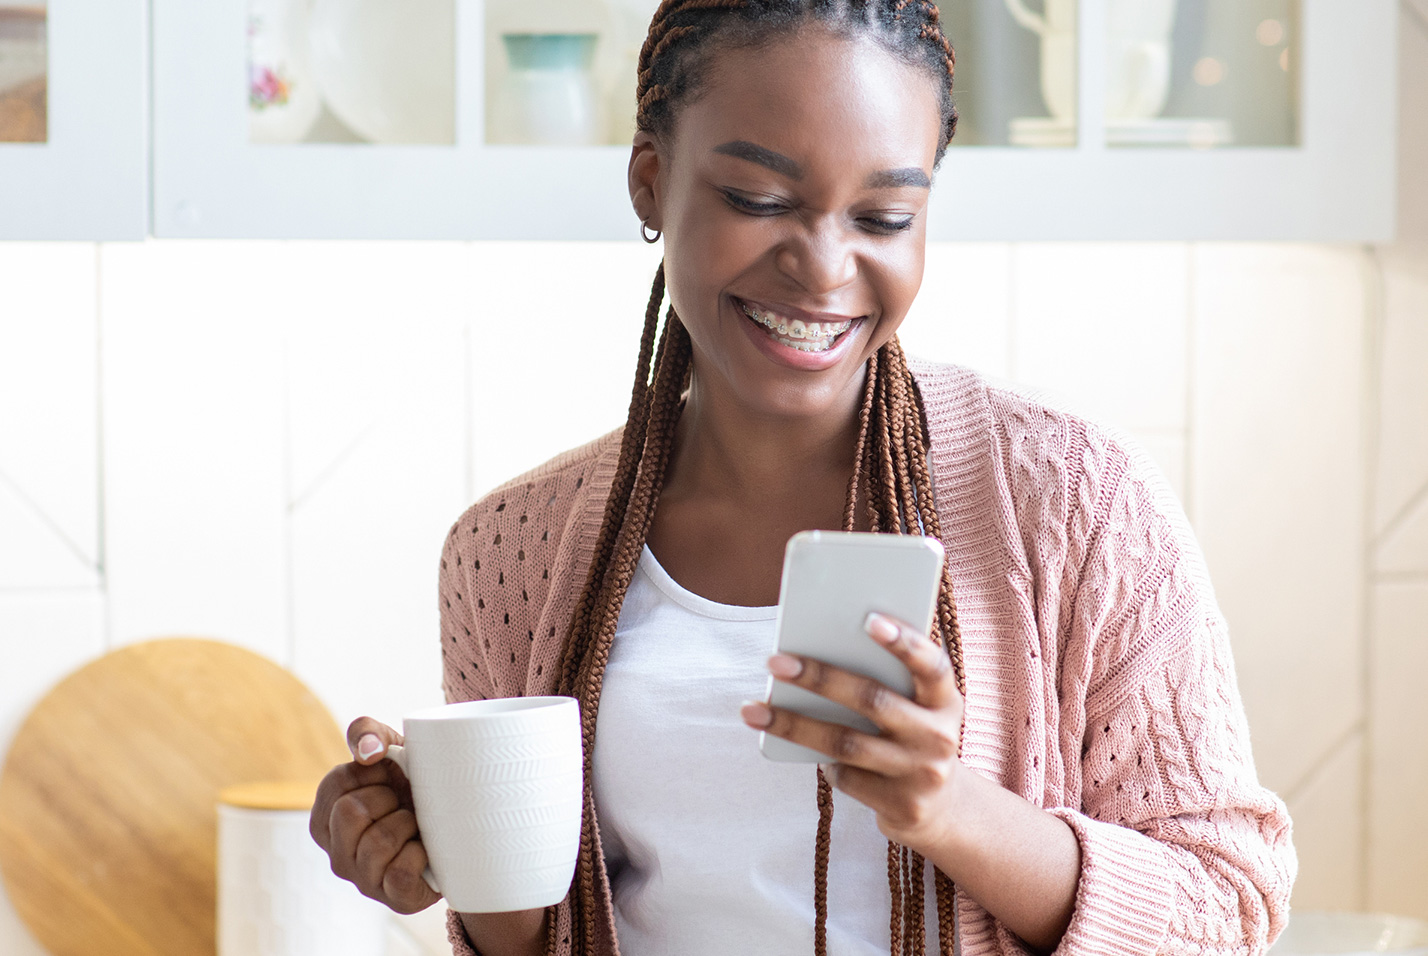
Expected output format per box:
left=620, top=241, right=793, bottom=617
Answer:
left=308, top=3, right=1296, bottom=956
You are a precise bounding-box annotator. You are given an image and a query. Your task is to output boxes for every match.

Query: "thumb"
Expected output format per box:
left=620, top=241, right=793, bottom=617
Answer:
left=346, top=716, right=404, bottom=765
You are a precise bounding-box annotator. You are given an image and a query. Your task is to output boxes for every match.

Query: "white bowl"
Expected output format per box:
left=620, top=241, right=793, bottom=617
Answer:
left=307, top=0, right=454, bottom=144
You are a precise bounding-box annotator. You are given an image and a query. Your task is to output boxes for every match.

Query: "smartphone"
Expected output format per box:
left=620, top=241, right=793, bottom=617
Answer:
left=760, top=530, right=946, bottom=763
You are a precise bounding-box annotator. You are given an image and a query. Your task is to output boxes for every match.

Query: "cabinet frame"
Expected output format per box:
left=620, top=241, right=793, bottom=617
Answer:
left=150, top=0, right=1399, bottom=241
left=931, top=0, right=1398, bottom=241
left=0, top=0, right=148, bottom=240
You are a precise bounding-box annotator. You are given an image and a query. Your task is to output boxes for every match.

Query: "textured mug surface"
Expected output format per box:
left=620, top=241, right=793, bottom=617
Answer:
left=390, top=697, right=583, bottom=913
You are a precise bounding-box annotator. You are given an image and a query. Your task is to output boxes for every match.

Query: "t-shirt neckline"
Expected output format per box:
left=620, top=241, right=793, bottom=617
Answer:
left=638, top=544, right=779, bottom=622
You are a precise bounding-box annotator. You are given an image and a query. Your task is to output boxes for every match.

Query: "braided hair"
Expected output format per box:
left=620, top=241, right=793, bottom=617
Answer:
left=556, top=3, right=964, bottom=954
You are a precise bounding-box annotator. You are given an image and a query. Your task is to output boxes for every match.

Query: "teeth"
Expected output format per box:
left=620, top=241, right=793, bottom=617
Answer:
left=739, top=302, right=854, bottom=346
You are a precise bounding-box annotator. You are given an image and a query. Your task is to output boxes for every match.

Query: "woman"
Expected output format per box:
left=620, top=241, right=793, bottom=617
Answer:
left=311, top=2, right=1296, bottom=955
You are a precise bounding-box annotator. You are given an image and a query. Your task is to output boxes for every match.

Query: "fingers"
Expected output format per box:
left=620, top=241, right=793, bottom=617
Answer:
left=347, top=716, right=405, bottom=765
left=741, top=698, right=912, bottom=774
left=311, top=759, right=404, bottom=851
left=353, top=804, right=418, bottom=891
left=382, top=839, right=442, bottom=914
left=759, top=612, right=961, bottom=738
left=743, top=611, right=963, bottom=772
left=766, top=651, right=925, bottom=739
left=323, top=782, right=439, bottom=912
left=823, top=760, right=955, bottom=834
left=328, top=783, right=402, bottom=876
left=862, top=612, right=961, bottom=711
left=309, top=716, right=437, bottom=915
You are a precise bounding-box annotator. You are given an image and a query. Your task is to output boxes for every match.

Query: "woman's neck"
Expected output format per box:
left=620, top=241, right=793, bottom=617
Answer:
left=644, top=362, right=867, bottom=606
left=664, top=365, right=865, bottom=508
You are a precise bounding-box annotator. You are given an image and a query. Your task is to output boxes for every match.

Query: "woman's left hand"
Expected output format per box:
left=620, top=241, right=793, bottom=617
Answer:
left=740, top=611, right=966, bottom=855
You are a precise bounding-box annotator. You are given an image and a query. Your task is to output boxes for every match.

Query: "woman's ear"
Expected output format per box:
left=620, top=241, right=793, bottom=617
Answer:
left=628, top=130, right=664, bottom=232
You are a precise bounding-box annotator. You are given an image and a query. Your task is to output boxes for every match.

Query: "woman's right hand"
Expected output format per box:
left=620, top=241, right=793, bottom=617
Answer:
left=310, top=716, right=443, bottom=915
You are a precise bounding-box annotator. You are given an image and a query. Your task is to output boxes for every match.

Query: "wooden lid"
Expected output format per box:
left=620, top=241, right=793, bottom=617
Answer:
left=0, top=637, right=348, bottom=956
left=218, top=779, right=323, bottom=811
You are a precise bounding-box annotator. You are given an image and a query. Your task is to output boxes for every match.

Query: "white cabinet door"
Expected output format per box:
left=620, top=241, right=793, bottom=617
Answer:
left=149, top=0, right=1396, bottom=240
left=152, top=0, right=636, bottom=239
left=0, top=0, right=146, bottom=240
left=929, top=0, right=1397, bottom=240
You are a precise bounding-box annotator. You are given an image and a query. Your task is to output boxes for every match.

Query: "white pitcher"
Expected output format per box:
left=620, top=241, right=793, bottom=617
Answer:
left=1003, top=0, right=1178, bottom=122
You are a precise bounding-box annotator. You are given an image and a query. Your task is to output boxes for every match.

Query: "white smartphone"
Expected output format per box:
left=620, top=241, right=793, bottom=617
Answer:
left=760, top=530, right=946, bottom=763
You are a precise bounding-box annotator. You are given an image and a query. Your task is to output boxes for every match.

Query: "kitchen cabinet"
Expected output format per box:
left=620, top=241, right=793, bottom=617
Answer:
left=0, top=0, right=147, bottom=240
left=934, top=0, right=1398, bottom=240
left=20, top=0, right=1405, bottom=241
left=152, top=0, right=642, bottom=240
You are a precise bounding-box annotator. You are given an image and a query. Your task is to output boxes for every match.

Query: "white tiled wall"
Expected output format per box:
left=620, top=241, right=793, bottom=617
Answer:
left=2, top=11, right=1426, bottom=952
left=1190, top=243, right=1372, bottom=798
left=0, top=245, right=99, bottom=593
left=1011, top=243, right=1190, bottom=436
left=0, top=234, right=1391, bottom=953
left=1365, top=5, right=1428, bottom=924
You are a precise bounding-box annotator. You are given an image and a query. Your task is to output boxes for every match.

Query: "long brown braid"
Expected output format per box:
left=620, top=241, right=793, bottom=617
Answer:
left=556, top=2, right=964, bottom=954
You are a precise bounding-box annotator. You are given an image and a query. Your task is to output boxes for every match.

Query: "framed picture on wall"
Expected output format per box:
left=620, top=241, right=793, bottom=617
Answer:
left=0, top=0, right=147, bottom=240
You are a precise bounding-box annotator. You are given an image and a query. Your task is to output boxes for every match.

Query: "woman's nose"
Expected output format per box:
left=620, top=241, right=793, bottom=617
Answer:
left=775, top=221, right=858, bottom=295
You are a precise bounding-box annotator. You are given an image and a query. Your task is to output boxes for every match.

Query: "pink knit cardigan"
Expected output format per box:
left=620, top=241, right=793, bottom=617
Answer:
left=436, top=360, right=1296, bottom=956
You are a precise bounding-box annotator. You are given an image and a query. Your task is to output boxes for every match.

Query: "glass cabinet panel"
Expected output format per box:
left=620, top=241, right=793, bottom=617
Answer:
left=0, top=1, right=46, bottom=143
left=484, top=0, right=657, bottom=147
left=246, top=0, right=455, bottom=144
left=944, top=0, right=1298, bottom=149
left=942, top=0, right=1078, bottom=147
left=148, top=0, right=1394, bottom=241
left=1140, top=0, right=1299, bottom=148
left=0, top=0, right=145, bottom=238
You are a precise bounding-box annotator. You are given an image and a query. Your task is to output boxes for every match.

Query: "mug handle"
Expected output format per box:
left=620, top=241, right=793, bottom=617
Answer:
left=1003, top=0, right=1048, bottom=35
left=382, top=744, right=442, bottom=896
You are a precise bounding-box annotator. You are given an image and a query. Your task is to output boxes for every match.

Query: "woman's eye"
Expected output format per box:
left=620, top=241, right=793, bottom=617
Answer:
left=861, top=215, right=916, bottom=234
left=721, top=190, right=787, bottom=216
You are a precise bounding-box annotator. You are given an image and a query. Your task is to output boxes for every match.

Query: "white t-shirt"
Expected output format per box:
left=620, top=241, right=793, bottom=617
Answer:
left=592, top=545, right=944, bottom=955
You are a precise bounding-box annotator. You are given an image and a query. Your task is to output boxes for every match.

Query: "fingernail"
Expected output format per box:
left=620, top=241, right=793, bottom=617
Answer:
left=768, top=654, right=803, bottom=679
left=865, top=612, right=898, bottom=644
left=819, top=763, right=840, bottom=786
left=356, top=734, right=384, bottom=760
left=740, top=699, right=773, bottom=728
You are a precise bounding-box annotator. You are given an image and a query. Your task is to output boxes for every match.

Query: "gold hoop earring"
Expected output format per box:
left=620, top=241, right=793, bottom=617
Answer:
left=640, top=219, right=661, bottom=243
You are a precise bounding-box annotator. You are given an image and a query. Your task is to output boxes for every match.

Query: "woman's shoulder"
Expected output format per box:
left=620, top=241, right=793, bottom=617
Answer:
left=457, top=429, right=622, bottom=527
left=908, top=356, right=1191, bottom=611
left=908, top=355, right=1170, bottom=506
left=441, top=428, right=623, bottom=584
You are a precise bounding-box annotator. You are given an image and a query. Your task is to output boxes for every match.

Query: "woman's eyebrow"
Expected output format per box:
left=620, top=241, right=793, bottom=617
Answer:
left=712, top=140, right=930, bottom=190
left=865, top=167, right=931, bottom=189
left=712, top=140, right=803, bottom=180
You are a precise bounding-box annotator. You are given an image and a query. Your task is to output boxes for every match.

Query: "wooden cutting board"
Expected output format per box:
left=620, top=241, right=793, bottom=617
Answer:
left=0, top=638, right=351, bottom=956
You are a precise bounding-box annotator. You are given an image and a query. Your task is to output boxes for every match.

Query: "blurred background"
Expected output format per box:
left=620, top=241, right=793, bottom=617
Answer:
left=1, top=0, right=1426, bottom=953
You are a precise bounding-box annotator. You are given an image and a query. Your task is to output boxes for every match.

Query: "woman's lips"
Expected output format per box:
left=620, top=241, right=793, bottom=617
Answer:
left=732, top=295, right=865, bottom=370
left=742, top=295, right=851, bottom=348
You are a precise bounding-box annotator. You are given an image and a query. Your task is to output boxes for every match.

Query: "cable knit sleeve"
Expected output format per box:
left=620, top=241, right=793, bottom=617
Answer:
left=1046, top=426, right=1296, bottom=956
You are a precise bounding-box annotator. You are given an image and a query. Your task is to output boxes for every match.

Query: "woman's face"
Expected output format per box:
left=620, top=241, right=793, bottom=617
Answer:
left=631, top=25, right=943, bottom=423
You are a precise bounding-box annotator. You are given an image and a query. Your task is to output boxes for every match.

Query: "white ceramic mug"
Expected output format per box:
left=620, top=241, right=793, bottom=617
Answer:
left=1003, top=0, right=1178, bottom=122
left=385, top=697, right=583, bottom=914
